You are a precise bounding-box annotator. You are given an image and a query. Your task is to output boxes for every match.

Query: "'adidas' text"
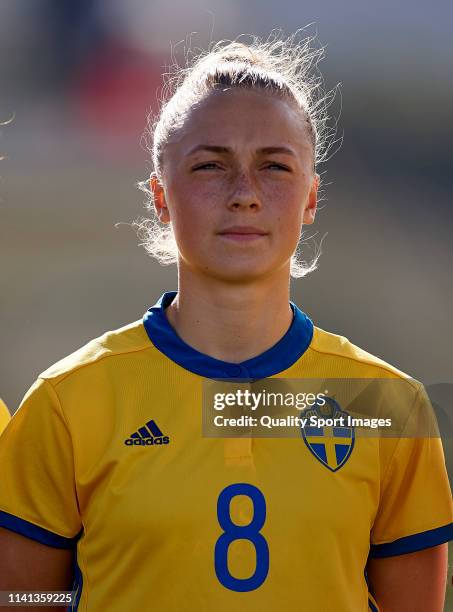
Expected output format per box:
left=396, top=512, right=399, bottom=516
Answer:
left=125, top=436, right=170, bottom=446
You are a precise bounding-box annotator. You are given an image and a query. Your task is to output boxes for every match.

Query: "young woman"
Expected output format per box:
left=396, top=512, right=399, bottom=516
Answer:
left=0, top=32, right=451, bottom=612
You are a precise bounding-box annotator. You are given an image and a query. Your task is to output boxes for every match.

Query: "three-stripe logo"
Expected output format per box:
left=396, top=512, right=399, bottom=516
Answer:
left=124, top=419, right=170, bottom=446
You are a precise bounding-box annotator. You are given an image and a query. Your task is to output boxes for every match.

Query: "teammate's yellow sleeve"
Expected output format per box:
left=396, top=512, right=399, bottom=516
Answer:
left=0, top=378, right=82, bottom=547
left=370, top=385, right=453, bottom=557
left=0, top=398, right=10, bottom=434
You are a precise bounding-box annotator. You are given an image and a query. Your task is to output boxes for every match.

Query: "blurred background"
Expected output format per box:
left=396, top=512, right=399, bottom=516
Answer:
left=0, top=0, right=452, bottom=604
left=1, top=0, right=452, bottom=406
left=1, top=1, right=452, bottom=410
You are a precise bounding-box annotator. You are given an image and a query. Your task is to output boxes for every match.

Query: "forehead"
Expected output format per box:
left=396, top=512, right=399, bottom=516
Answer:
left=165, top=88, right=313, bottom=161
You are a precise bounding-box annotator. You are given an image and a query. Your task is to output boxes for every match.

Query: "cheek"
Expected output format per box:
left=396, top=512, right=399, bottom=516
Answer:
left=266, top=184, right=304, bottom=232
left=168, top=185, right=220, bottom=245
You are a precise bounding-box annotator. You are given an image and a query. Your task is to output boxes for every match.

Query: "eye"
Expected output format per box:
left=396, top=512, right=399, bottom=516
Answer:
left=192, top=162, right=222, bottom=171
left=265, top=162, right=291, bottom=172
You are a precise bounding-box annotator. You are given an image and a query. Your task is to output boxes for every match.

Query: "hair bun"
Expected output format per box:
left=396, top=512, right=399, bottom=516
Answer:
left=216, top=43, right=262, bottom=66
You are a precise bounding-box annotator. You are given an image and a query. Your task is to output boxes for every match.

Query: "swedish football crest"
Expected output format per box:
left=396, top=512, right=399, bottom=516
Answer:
left=301, top=397, right=355, bottom=472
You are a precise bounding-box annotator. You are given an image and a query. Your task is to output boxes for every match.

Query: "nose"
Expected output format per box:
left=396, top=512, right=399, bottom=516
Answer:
left=227, top=170, right=261, bottom=211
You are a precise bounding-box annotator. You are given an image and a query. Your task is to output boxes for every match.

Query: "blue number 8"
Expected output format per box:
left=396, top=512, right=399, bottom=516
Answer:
left=215, top=483, right=269, bottom=592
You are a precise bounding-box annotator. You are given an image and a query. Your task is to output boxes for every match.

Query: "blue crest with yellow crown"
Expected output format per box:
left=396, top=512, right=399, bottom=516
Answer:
left=301, top=396, right=355, bottom=472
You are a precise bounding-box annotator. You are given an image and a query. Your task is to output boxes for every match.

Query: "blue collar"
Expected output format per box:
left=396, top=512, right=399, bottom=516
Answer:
left=143, top=291, right=313, bottom=379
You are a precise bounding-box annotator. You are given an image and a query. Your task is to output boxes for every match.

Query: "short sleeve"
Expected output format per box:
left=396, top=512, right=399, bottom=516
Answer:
left=370, top=384, right=453, bottom=557
left=0, top=378, right=82, bottom=548
left=0, top=398, right=10, bottom=434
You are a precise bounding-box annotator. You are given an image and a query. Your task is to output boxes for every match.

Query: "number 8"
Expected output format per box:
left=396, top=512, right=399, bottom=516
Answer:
left=215, top=483, right=269, bottom=592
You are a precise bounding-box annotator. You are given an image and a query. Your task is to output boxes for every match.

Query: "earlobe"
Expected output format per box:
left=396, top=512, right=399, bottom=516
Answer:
left=303, top=173, right=319, bottom=225
left=150, top=174, right=170, bottom=224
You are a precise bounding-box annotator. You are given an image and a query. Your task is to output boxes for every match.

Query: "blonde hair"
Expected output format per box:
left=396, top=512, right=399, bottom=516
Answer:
left=135, top=28, right=340, bottom=277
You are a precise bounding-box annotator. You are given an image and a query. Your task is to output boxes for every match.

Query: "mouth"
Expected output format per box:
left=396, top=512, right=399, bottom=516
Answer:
left=218, top=226, right=269, bottom=241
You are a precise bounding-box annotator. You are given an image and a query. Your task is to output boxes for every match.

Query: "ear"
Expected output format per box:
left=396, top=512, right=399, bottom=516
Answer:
left=302, top=172, right=319, bottom=225
left=150, top=173, right=171, bottom=223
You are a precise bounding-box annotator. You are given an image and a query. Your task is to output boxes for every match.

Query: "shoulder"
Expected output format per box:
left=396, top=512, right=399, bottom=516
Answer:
left=39, top=319, right=157, bottom=386
left=309, top=325, right=419, bottom=388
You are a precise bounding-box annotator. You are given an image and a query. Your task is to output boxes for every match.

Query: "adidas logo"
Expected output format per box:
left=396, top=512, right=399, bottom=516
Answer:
left=124, top=419, right=170, bottom=446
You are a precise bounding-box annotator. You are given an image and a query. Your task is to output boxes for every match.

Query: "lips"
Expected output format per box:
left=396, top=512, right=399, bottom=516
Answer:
left=218, top=226, right=268, bottom=235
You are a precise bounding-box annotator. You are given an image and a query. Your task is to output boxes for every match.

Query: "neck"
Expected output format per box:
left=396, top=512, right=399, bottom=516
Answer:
left=164, top=265, right=293, bottom=363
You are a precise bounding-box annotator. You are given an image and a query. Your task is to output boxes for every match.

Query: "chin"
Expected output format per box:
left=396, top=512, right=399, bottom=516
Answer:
left=201, top=259, right=281, bottom=283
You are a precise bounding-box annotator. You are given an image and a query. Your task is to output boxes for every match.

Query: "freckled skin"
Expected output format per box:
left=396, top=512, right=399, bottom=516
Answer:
left=151, top=88, right=319, bottom=283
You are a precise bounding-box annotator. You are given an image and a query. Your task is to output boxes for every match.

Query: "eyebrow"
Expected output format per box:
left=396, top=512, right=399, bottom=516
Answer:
left=186, top=145, right=296, bottom=157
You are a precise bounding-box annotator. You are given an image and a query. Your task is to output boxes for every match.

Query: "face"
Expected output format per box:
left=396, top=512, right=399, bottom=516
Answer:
left=151, top=88, right=319, bottom=282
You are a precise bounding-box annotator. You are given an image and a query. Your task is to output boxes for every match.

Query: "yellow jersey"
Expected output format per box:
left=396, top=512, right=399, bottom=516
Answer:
left=0, top=398, right=10, bottom=434
left=0, top=291, right=451, bottom=611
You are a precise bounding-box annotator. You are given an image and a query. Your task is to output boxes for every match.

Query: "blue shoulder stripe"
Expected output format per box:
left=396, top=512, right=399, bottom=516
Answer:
left=368, top=598, right=379, bottom=611
left=0, top=510, right=81, bottom=549
left=370, top=522, right=453, bottom=558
